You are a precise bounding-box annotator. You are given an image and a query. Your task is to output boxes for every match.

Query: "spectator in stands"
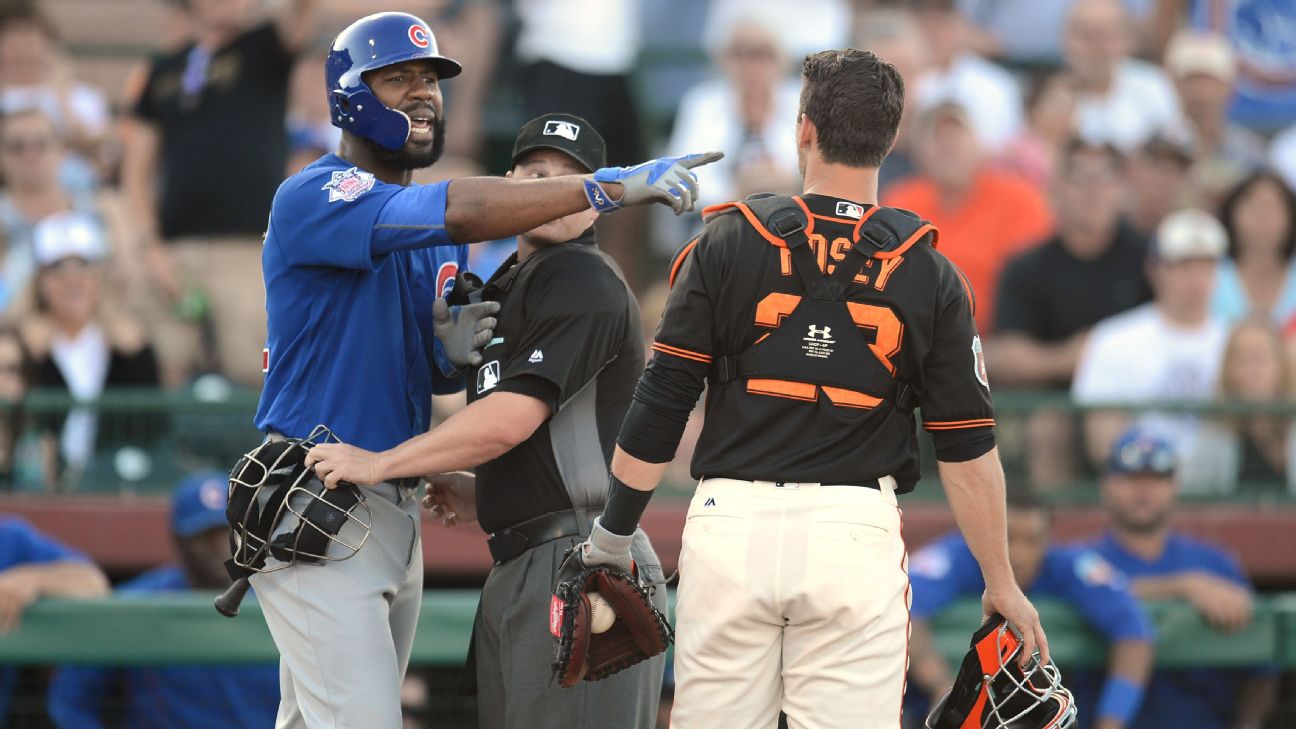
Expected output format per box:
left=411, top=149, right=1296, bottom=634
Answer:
left=1163, top=30, right=1267, bottom=205
left=669, top=14, right=801, bottom=212
left=0, top=515, right=109, bottom=724
left=17, top=212, right=161, bottom=489
left=0, top=326, right=40, bottom=491
left=997, top=71, right=1079, bottom=187
left=1169, top=0, right=1296, bottom=134
left=122, top=0, right=318, bottom=388
left=1073, top=209, right=1231, bottom=467
left=856, top=7, right=931, bottom=194
left=285, top=43, right=340, bottom=176
left=0, top=1, right=110, bottom=187
left=1126, top=134, right=1196, bottom=239
left=1181, top=318, right=1296, bottom=495
left=48, top=471, right=280, bottom=728
left=990, top=139, right=1151, bottom=487
left=1211, top=171, right=1296, bottom=328
left=1084, top=426, right=1279, bottom=729
left=1065, top=0, right=1184, bottom=151
left=910, top=0, right=1024, bottom=152
left=885, top=101, right=1053, bottom=333
left=954, top=0, right=1160, bottom=67
left=905, top=491, right=1155, bottom=729
left=705, top=0, right=852, bottom=68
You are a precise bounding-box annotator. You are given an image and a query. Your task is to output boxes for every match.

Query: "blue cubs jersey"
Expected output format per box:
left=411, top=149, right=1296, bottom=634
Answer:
left=1076, top=532, right=1272, bottom=729
left=0, top=518, right=89, bottom=724
left=255, top=153, right=468, bottom=451
left=909, top=532, right=1155, bottom=642
left=47, top=566, right=280, bottom=729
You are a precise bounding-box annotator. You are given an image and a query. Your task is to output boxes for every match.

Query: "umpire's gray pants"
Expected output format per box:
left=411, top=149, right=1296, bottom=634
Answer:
left=474, top=525, right=667, bottom=729
left=250, top=482, right=423, bottom=729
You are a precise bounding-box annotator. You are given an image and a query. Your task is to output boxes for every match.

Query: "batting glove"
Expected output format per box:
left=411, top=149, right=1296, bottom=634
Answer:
left=578, top=517, right=634, bottom=574
left=432, top=298, right=500, bottom=368
left=584, top=151, right=724, bottom=215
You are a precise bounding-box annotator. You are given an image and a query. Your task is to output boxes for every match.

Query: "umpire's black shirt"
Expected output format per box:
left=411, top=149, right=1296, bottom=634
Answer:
left=467, top=231, right=644, bottom=533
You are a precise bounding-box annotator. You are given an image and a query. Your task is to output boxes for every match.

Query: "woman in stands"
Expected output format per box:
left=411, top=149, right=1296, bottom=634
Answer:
left=1211, top=171, right=1296, bottom=328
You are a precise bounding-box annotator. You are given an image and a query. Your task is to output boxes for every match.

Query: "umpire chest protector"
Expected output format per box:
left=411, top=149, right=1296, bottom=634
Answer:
left=703, top=194, right=937, bottom=405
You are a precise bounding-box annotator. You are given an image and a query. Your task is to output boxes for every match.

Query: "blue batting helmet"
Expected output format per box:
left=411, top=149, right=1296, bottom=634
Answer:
left=325, top=12, right=462, bottom=151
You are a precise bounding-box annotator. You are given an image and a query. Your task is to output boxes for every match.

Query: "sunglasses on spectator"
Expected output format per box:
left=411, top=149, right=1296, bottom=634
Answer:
left=2, top=136, right=55, bottom=155
left=727, top=44, right=777, bottom=61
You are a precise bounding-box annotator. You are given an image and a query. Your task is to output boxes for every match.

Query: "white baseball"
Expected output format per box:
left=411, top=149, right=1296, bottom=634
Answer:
left=588, top=591, right=617, bottom=634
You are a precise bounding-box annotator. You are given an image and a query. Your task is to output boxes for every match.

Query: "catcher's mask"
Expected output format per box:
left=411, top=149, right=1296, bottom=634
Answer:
left=926, top=615, right=1077, bottom=729
left=225, top=425, right=372, bottom=578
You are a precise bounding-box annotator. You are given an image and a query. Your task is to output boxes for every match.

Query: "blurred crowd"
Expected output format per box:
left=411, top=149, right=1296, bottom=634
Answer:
left=0, top=0, right=1289, bottom=498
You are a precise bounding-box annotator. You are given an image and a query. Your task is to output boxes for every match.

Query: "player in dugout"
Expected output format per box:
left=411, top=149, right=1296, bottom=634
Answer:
left=905, top=491, right=1155, bottom=729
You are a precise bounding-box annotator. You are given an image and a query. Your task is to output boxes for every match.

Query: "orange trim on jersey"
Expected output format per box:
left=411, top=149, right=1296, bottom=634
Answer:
left=669, top=237, right=700, bottom=288
left=923, top=418, right=995, bottom=431
left=951, top=264, right=976, bottom=315
left=848, top=205, right=882, bottom=242
left=821, top=386, right=882, bottom=409
left=873, top=222, right=936, bottom=261
left=708, top=201, right=788, bottom=248
left=790, top=195, right=817, bottom=237
left=747, top=378, right=818, bottom=401
left=651, top=342, right=713, bottom=364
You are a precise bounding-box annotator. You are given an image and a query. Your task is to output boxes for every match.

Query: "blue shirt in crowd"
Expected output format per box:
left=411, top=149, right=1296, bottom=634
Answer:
left=905, top=532, right=1155, bottom=720
left=0, top=517, right=90, bottom=724
left=47, top=565, right=280, bottom=729
left=255, top=153, right=468, bottom=451
left=1080, top=531, right=1274, bottom=729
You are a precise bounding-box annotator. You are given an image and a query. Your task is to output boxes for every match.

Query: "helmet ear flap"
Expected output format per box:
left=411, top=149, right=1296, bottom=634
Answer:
left=329, top=87, right=411, bottom=151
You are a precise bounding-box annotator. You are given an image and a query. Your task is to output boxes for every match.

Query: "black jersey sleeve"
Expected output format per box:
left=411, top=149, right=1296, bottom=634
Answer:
left=993, top=251, right=1044, bottom=336
left=919, top=261, right=996, bottom=462
left=617, top=235, right=715, bottom=463
left=492, top=254, right=628, bottom=412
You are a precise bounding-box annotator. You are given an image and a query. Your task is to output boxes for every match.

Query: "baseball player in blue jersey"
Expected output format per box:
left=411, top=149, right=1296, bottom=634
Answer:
left=1078, top=427, right=1278, bottom=729
left=906, top=493, right=1156, bottom=729
left=249, top=12, right=720, bottom=729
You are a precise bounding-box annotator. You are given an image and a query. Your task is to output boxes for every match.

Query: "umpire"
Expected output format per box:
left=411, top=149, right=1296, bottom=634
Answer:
left=307, top=114, right=666, bottom=729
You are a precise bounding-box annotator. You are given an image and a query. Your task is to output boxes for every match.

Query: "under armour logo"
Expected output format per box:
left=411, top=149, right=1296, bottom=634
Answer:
left=807, top=325, right=833, bottom=340
left=543, top=120, right=580, bottom=140
left=703, top=497, right=716, bottom=507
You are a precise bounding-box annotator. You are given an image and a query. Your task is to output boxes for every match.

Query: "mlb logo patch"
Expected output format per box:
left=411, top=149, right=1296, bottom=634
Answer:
left=835, top=201, right=864, bottom=219
left=322, top=167, right=376, bottom=203
left=543, top=120, right=580, bottom=141
left=477, top=361, right=501, bottom=394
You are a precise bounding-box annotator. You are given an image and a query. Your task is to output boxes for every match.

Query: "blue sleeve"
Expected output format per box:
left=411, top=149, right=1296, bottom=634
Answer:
left=1196, top=543, right=1250, bottom=588
left=1060, top=550, right=1156, bottom=643
left=908, top=534, right=985, bottom=619
left=371, top=182, right=455, bottom=254
left=47, top=666, right=114, bottom=729
left=269, top=171, right=451, bottom=270
left=0, top=520, right=86, bottom=567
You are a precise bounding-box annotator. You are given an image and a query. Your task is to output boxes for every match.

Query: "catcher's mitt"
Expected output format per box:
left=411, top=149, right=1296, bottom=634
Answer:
left=549, top=558, right=672, bottom=688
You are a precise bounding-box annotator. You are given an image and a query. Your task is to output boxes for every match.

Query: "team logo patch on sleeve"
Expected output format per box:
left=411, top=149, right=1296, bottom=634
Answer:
left=972, top=335, right=989, bottom=388
left=323, top=167, right=377, bottom=203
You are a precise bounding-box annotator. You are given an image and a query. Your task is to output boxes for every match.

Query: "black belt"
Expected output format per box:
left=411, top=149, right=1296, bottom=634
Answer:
left=486, top=507, right=602, bottom=566
left=708, top=476, right=882, bottom=490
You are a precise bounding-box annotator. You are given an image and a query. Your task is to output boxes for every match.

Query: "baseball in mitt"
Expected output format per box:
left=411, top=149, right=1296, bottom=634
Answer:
left=549, top=559, right=672, bottom=688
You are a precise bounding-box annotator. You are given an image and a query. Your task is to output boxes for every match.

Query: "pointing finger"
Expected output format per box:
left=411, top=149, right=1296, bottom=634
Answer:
left=680, top=150, right=725, bottom=169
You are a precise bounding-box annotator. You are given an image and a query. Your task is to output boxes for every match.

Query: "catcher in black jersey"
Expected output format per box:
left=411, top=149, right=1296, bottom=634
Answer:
left=566, top=49, right=1056, bottom=729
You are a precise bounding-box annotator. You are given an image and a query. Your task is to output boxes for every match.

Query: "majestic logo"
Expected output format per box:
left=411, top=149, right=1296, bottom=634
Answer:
left=703, top=497, right=716, bottom=507
left=528, top=349, right=544, bottom=364
left=476, top=361, right=501, bottom=394
left=543, top=120, right=581, bottom=141
left=835, top=201, right=864, bottom=219
left=322, top=167, right=376, bottom=203
left=802, top=324, right=836, bottom=359
left=436, top=262, right=459, bottom=299
left=408, top=25, right=430, bottom=48
left=972, top=335, right=989, bottom=388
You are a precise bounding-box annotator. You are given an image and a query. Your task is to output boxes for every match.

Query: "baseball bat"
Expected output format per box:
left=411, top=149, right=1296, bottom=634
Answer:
left=214, top=576, right=251, bottom=617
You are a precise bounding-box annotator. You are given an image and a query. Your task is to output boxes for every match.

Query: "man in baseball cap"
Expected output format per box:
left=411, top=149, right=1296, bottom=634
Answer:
left=1079, top=426, right=1278, bottom=729
left=48, top=472, right=281, bottom=727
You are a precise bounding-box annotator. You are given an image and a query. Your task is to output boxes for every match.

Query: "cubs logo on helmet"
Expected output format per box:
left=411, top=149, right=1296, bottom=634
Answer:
left=926, top=615, right=1077, bottom=729
left=325, top=12, right=462, bottom=151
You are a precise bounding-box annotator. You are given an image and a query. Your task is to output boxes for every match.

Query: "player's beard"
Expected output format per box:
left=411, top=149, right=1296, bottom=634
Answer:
left=362, top=115, right=447, bottom=170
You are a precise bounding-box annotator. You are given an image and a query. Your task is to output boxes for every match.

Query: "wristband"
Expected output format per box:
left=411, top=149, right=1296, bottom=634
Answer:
left=583, top=178, right=619, bottom=214
left=1096, top=676, right=1143, bottom=726
left=600, top=474, right=653, bottom=536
